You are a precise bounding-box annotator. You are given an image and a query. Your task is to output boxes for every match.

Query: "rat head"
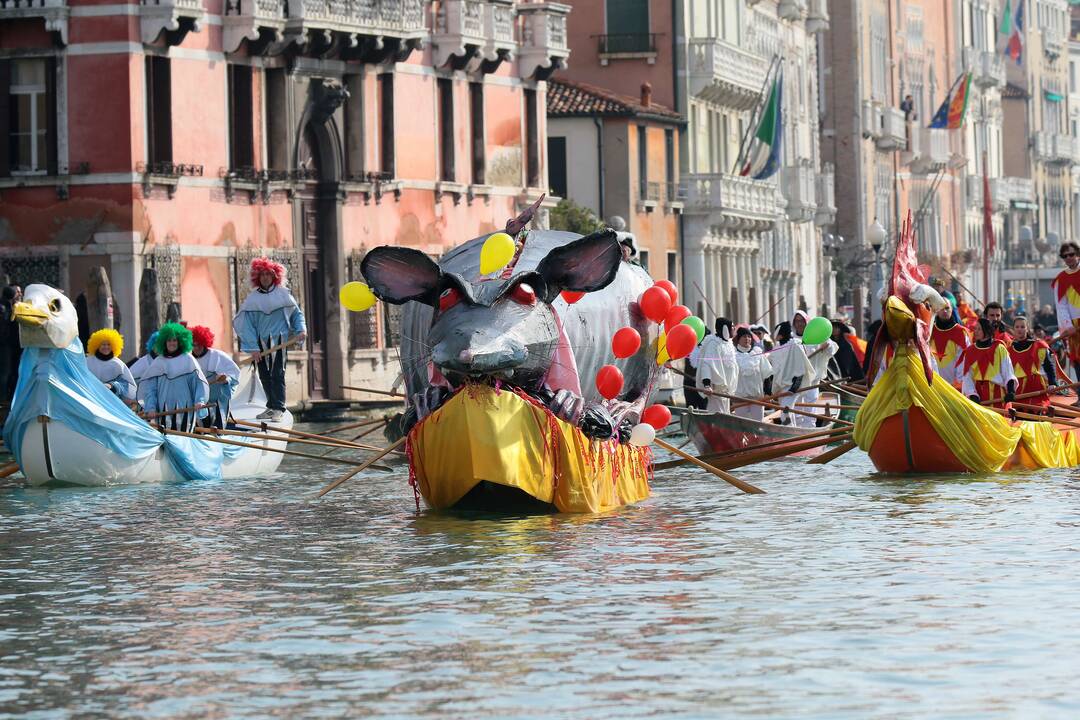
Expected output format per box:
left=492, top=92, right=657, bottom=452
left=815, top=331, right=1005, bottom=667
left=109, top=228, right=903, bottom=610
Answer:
left=11, top=284, right=79, bottom=350
left=362, top=230, right=621, bottom=389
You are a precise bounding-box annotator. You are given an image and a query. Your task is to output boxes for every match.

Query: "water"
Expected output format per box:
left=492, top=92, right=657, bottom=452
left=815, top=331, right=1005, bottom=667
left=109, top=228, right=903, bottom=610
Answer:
left=2, top=430, right=1080, bottom=719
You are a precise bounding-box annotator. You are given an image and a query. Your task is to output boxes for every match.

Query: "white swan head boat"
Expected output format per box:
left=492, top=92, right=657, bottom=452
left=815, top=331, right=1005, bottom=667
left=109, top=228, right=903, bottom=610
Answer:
left=4, top=284, right=292, bottom=486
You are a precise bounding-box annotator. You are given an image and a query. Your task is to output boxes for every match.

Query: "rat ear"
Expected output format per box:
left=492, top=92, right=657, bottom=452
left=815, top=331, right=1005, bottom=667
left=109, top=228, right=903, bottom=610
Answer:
left=535, top=229, right=621, bottom=302
left=361, top=247, right=442, bottom=306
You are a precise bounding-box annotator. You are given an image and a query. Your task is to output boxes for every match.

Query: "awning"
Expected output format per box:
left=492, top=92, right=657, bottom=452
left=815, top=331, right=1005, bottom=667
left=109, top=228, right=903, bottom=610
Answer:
left=1044, top=90, right=1065, bottom=102
left=1012, top=200, right=1037, bottom=210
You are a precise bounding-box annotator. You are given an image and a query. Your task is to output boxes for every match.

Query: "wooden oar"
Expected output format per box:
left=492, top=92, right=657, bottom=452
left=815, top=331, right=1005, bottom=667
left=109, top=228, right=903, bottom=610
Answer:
left=156, top=427, right=393, bottom=470
left=192, top=426, right=380, bottom=452
left=340, top=385, right=406, bottom=398
left=732, top=378, right=850, bottom=408
left=722, top=434, right=852, bottom=471
left=232, top=419, right=405, bottom=455
left=1011, top=410, right=1080, bottom=430
left=807, top=440, right=859, bottom=465
left=979, top=382, right=1080, bottom=406
left=0, top=462, right=21, bottom=479
left=140, top=403, right=213, bottom=421
left=709, top=389, right=854, bottom=428
left=318, top=418, right=391, bottom=458
left=794, top=402, right=862, bottom=410
left=321, top=417, right=388, bottom=435
left=654, top=426, right=849, bottom=470
left=247, top=335, right=301, bottom=362
left=653, top=437, right=765, bottom=494
left=318, top=436, right=408, bottom=498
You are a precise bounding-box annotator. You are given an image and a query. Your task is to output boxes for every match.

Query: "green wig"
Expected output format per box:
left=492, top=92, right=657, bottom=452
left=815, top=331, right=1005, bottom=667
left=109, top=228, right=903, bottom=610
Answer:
left=154, top=322, right=193, bottom=355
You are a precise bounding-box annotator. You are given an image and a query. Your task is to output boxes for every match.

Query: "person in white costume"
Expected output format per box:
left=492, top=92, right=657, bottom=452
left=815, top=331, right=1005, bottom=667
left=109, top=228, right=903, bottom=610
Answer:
left=85, top=328, right=136, bottom=403
left=129, top=331, right=158, bottom=388
left=696, top=318, right=739, bottom=413
left=770, top=321, right=814, bottom=425
left=790, top=311, right=838, bottom=428
left=139, top=322, right=211, bottom=432
left=732, top=327, right=774, bottom=422
left=190, top=325, right=241, bottom=429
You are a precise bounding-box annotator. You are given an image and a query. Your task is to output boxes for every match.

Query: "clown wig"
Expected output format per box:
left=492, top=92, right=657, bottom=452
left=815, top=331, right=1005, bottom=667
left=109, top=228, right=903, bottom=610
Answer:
left=87, top=328, right=124, bottom=357
left=145, top=331, right=159, bottom=355
left=154, top=322, right=193, bottom=356
left=190, top=325, right=215, bottom=349
left=250, top=256, right=286, bottom=288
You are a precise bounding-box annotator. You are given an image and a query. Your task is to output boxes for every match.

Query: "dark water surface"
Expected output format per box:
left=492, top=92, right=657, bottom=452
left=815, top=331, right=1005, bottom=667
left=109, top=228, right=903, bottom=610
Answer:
left=2, top=428, right=1080, bottom=719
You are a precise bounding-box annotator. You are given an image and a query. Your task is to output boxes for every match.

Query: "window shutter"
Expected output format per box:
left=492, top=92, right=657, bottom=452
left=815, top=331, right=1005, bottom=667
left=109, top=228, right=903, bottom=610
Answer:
left=0, top=60, right=10, bottom=177
left=46, top=56, right=58, bottom=176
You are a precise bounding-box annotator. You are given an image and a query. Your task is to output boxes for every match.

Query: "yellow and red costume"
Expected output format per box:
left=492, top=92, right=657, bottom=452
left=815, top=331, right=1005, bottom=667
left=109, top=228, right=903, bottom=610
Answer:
left=1008, top=339, right=1052, bottom=408
left=1052, top=267, right=1080, bottom=366
left=930, top=321, right=971, bottom=386
left=960, top=340, right=1016, bottom=407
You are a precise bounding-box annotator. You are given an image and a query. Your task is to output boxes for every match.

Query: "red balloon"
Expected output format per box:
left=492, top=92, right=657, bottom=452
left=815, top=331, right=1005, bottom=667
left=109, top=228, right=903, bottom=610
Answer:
left=663, top=304, right=692, bottom=333
left=641, top=404, right=672, bottom=430
left=639, top=286, right=673, bottom=323
left=666, top=323, right=698, bottom=360
left=561, top=290, right=586, bottom=304
left=595, top=364, right=624, bottom=400
left=611, top=327, right=641, bottom=359
left=654, top=280, right=679, bottom=305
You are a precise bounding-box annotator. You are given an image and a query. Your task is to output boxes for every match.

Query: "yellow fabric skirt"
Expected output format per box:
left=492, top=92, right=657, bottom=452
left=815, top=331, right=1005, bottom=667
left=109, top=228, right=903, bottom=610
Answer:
left=854, top=346, right=1080, bottom=472
left=407, top=385, right=652, bottom=512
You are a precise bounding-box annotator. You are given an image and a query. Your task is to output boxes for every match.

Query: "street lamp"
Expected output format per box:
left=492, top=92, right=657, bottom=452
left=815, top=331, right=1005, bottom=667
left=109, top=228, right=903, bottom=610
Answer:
left=867, top=220, right=887, bottom=321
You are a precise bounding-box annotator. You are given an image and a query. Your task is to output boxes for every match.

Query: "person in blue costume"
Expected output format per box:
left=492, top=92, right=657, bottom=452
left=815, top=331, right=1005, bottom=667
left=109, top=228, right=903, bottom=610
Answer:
left=190, top=325, right=240, bottom=429
left=139, top=322, right=210, bottom=431
left=85, top=328, right=136, bottom=404
left=233, top=257, right=306, bottom=421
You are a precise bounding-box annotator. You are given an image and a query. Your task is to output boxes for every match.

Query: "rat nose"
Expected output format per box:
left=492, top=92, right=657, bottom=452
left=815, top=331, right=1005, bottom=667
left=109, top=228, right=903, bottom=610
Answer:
left=458, top=349, right=474, bottom=363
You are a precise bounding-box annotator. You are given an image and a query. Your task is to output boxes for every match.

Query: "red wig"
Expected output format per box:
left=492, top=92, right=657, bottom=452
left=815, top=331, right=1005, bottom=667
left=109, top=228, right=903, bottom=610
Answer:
left=190, top=325, right=215, bottom=349
left=250, top=256, right=286, bottom=288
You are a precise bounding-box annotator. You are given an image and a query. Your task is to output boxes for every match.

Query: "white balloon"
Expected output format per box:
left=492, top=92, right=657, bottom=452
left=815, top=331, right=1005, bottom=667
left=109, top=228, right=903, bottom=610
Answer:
left=629, top=423, right=656, bottom=447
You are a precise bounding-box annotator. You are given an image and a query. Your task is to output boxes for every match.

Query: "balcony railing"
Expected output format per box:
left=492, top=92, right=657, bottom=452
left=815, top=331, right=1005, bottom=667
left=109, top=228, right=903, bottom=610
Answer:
left=139, top=0, right=206, bottom=45
left=1035, top=131, right=1076, bottom=165
left=684, top=172, right=779, bottom=230
left=911, top=126, right=949, bottom=173
left=285, top=0, right=425, bottom=53
left=806, top=0, right=829, bottom=33
left=962, top=48, right=1005, bottom=88
left=595, top=33, right=659, bottom=55
left=0, top=0, right=68, bottom=43
left=686, top=38, right=769, bottom=111
left=876, top=107, right=907, bottom=150
left=861, top=99, right=883, bottom=139
left=517, top=2, right=569, bottom=80
left=223, top=0, right=286, bottom=52
left=1043, top=26, right=1065, bottom=58
left=815, top=163, right=836, bottom=226
left=665, top=181, right=687, bottom=205
left=781, top=164, right=816, bottom=223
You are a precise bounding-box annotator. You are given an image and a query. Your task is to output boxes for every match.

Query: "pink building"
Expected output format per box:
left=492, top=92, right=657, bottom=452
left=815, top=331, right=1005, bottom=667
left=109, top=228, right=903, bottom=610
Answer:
left=0, top=0, right=570, bottom=406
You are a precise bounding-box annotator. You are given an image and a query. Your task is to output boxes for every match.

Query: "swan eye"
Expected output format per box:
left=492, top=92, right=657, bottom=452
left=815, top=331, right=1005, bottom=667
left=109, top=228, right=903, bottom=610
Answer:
left=510, top=283, right=536, bottom=306
left=439, top=287, right=462, bottom=313
left=49, top=299, right=61, bottom=313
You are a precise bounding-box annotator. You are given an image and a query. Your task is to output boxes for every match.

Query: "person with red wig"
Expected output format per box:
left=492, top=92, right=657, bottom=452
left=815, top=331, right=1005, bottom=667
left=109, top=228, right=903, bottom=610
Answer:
left=233, top=257, right=306, bottom=420
left=191, top=325, right=241, bottom=428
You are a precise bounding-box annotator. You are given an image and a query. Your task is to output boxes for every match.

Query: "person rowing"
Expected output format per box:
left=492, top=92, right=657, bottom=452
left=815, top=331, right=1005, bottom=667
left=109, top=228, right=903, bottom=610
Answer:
left=85, top=329, right=136, bottom=404
left=732, top=326, right=774, bottom=422
left=770, top=321, right=814, bottom=425
left=790, top=311, right=836, bottom=427
left=1007, top=315, right=1055, bottom=410
left=930, top=299, right=971, bottom=388
left=695, top=318, right=739, bottom=413
left=138, top=322, right=210, bottom=431
left=191, top=325, right=240, bottom=429
left=960, top=318, right=1016, bottom=408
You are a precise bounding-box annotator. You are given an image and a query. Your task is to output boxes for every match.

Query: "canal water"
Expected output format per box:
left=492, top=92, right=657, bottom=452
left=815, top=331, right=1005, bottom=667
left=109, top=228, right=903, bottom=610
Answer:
left=2, top=429, right=1079, bottom=718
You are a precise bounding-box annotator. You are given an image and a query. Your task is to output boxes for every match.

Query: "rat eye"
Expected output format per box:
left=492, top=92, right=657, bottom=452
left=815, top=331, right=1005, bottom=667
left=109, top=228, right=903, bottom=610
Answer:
left=510, top=283, right=536, bottom=306
left=49, top=299, right=61, bottom=313
left=438, top=287, right=462, bottom=313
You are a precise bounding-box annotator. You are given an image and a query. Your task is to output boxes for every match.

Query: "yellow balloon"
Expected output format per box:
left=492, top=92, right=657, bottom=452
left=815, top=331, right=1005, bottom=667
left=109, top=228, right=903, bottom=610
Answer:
left=656, top=332, right=670, bottom=365
left=340, top=281, right=377, bottom=312
left=479, top=232, right=516, bottom=274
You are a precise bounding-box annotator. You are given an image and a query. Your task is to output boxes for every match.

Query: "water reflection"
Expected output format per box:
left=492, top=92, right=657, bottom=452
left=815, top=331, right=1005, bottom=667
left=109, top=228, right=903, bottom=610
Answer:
left=2, top=428, right=1080, bottom=717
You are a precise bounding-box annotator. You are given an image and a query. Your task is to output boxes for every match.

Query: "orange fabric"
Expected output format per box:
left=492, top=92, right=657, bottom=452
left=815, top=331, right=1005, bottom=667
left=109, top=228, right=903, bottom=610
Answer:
left=957, top=301, right=979, bottom=328
left=846, top=334, right=867, bottom=364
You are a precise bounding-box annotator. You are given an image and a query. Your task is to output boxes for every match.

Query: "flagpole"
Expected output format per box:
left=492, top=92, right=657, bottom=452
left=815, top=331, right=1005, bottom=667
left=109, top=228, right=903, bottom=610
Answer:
left=982, top=150, right=990, bottom=300
left=732, top=55, right=780, bottom=174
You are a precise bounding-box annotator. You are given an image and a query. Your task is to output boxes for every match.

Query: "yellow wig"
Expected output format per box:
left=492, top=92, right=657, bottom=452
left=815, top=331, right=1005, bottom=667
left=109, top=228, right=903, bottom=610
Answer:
left=87, top=328, right=124, bottom=357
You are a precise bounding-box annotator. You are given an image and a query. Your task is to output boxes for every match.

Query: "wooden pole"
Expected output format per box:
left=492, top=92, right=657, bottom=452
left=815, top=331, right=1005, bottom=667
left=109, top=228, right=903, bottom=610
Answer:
left=321, top=417, right=389, bottom=435
left=653, top=426, right=849, bottom=470
left=656, top=431, right=852, bottom=472
left=340, top=385, right=406, bottom=398
left=139, top=267, right=161, bottom=359
left=231, top=419, right=405, bottom=454
left=979, top=381, right=1080, bottom=406
left=86, top=266, right=114, bottom=332
left=1012, top=410, right=1080, bottom=430
left=318, top=436, right=408, bottom=498
left=192, top=426, right=388, bottom=452
left=140, top=403, right=213, bottom=421
left=0, top=462, right=21, bottom=479
left=654, top=437, right=766, bottom=494
left=156, top=427, right=393, bottom=470
left=806, top=440, right=859, bottom=465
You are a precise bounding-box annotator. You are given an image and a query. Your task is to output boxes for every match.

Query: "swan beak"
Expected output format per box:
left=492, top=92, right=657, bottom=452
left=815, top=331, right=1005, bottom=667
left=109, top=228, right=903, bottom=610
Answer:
left=11, top=301, right=48, bottom=327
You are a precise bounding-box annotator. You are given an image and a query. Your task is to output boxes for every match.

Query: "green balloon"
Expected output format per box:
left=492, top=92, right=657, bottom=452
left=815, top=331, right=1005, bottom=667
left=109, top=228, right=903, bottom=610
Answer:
left=681, top=315, right=706, bottom=343
left=802, top=316, right=832, bottom=345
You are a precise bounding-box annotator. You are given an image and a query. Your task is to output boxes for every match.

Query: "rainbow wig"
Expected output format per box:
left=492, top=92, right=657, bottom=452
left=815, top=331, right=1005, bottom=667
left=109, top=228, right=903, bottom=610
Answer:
left=87, top=328, right=124, bottom=357
left=154, top=322, right=193, bottom=356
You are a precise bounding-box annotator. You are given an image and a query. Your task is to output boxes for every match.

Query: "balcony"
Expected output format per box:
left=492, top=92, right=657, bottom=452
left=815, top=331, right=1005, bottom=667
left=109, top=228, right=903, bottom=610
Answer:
left=0, top=0, right=67, bottom=44
left=684, top=172, right=778, bottom=231
left=431, top=0, right=516, bottom=72
left=814, top=163, right=837, bottom=226
left=483, top=0, right=516, bottom=70
left=777, top=0, right=806, bottom=22
left=283, top=0, right=425, bottom=60
left=595, top=32, right=660, bottom=65
left=140, top=0, right=206, bottom=45
left=1034, top=131, right=1076, bottom=165
left=995, top=176, right=1035, bottom=207
left=1043, top=26, right=1065, bottom=58
left=962, top=47, right=1005, bottom=88
left=861, top=99, right=883, bottom=139
left=665, top=181, right=686, bottom=212
left=223, top=0, right=285, bottom=53
left=806, top=0, right=829, bottom=33
left=637, top=181, right=661, bottom=212
left=517, top=1, right=569, bottom=80
left=875, top=107, right=907, bottom=150
left=780, top=164, right=816, bottom=223
left=686, top=39, right=769, bottom=111
left=911, top=126, right=949, bottom=173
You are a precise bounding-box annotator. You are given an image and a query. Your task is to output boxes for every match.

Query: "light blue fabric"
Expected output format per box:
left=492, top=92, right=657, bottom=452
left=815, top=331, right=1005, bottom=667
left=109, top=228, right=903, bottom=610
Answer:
left=1, top=338, right=234, bottom=481
left=141, top=356, right=210, bottom=419
left=234, top=286, right=306, bottom=353
left=2, top=339, right=164, bottom=468
left=209, top=376, right=239, bottom=422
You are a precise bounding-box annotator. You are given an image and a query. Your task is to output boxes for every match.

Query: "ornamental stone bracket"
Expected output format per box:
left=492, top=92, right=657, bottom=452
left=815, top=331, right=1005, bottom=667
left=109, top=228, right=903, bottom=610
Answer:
left=431, top=0, right=487, bottom=69
left=516, top=1, right=569, bottom=80
left=223, top=0, right=286, bottom=54
left=139, top=0, right=206, bottom=46
left=0, top=0, right=69, bottom=45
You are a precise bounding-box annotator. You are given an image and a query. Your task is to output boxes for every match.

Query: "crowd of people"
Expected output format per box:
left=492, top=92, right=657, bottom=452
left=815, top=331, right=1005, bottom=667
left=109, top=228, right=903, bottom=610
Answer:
left=1, top=257, right=307, bottom=429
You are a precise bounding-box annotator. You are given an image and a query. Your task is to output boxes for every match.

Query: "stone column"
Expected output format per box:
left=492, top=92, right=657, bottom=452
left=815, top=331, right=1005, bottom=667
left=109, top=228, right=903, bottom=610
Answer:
left=94, top=231, right=143, bottom=361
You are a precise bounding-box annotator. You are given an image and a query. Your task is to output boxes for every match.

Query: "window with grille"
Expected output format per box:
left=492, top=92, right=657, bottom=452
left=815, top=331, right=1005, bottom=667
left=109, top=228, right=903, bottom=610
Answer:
left=383, top=302, right=403, bottom=348
left=347, top=255, right=379, bottom=350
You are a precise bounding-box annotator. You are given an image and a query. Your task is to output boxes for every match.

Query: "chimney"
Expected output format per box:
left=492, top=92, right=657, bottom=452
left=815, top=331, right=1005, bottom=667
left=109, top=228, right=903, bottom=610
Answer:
left=640, top=82, right=652, bottom=108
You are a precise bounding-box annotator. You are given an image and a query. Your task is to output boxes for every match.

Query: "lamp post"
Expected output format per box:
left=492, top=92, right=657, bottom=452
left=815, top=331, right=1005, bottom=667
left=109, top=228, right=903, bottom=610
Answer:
left=867, top=220, right=887, bottom=322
